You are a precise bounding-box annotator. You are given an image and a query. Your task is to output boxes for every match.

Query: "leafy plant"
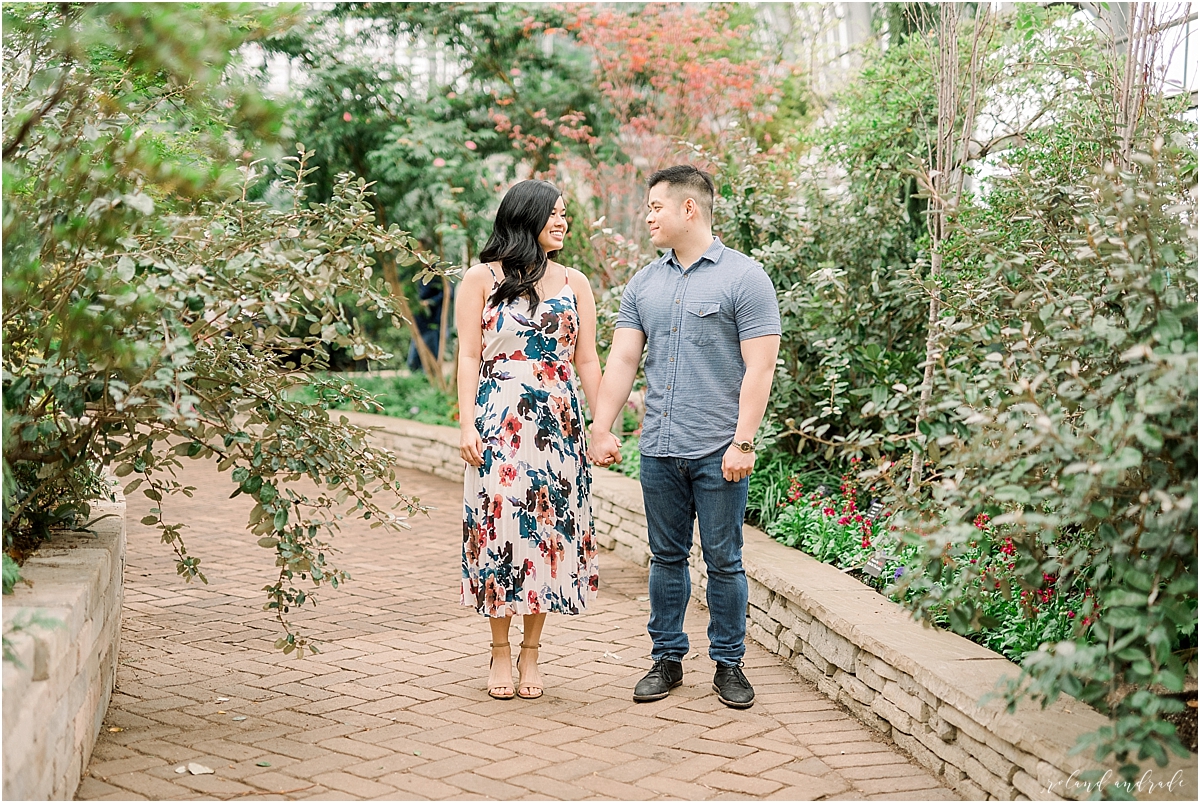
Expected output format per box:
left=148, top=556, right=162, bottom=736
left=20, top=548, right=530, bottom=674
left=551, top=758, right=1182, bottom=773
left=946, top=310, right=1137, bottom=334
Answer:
left=768, top=462, right=894, bottom=569
left=290, top=371, right=458, bottom=428
left=884, top=91, right=1196, bottom=782
left=2, top=554, right=21, bottom=596
left=746, top=446, right=836, bottom=529
left=3, top=3, right=435, bottom=654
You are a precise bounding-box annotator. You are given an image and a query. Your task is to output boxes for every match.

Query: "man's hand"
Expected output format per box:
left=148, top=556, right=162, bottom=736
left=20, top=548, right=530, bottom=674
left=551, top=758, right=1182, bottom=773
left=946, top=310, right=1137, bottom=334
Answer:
left=588, top=429, right=622, bottom=468
left=722, top=445, right=755, bottom=482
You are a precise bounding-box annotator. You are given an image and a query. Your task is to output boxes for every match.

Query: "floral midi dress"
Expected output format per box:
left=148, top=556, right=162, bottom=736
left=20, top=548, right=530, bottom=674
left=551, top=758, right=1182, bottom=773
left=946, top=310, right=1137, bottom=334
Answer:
left=462, top=274, right=599, bottom=617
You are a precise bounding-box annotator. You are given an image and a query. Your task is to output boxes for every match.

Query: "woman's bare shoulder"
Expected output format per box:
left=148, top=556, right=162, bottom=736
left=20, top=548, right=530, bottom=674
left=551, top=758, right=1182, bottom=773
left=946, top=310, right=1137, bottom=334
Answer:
left=463, top=262, right=501, bottom=284
left=564, top=266, right=594, bottom=290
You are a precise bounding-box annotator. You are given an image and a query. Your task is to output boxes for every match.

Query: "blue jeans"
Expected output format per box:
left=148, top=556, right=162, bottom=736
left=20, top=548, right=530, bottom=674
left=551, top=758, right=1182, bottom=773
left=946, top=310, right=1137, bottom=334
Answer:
left=640, top=450, right=748, bottom=666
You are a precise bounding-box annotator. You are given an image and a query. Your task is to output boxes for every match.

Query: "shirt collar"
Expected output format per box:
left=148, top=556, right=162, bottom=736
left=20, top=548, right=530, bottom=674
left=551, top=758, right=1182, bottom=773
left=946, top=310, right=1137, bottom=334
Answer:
left=664, top=237, right=725, bottom=272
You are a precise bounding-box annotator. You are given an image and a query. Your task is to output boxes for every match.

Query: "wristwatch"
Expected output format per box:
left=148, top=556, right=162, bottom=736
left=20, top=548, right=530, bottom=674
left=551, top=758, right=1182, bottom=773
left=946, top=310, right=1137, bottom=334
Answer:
left=732, top=439, right=755, bottom=454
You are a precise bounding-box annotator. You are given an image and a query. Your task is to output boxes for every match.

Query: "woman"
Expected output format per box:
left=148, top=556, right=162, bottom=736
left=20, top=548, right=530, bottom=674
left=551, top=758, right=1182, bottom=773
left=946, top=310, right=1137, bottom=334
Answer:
left=457, top=179, right=605, bottom=700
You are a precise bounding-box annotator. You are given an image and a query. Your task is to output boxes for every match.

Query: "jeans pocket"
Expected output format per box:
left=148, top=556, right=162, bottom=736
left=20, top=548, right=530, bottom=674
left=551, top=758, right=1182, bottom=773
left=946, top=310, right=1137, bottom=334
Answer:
left=685, top=302, right=721, bottom=347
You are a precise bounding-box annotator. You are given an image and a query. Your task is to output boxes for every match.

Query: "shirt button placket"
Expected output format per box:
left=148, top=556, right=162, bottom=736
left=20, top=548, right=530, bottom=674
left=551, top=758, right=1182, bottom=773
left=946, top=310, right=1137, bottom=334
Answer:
left=665, top=271, right=686, bottom=453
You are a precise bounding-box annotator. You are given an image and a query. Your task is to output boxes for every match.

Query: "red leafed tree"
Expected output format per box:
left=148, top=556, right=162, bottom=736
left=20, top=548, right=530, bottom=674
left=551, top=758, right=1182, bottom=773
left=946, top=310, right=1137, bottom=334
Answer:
left=556, top=3, right=786, bottom=282
left=485, top=4, right=789, bottom=288
left=568, top=2, right=781, bottom=170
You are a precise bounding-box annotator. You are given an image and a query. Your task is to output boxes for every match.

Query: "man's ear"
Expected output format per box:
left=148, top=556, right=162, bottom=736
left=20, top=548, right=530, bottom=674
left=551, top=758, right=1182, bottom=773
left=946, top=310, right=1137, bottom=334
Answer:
left=684, top=197, right=697, bottom=220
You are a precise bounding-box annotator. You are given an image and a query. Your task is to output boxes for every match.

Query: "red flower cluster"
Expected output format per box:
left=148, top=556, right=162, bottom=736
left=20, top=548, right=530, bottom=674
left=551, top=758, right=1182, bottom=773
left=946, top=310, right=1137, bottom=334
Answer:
left=784, top=476, right=804, bottom=505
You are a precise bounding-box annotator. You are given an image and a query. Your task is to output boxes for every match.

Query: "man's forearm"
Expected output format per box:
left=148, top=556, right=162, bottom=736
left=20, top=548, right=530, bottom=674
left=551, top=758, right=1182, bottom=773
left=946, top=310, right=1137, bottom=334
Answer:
left=734, top=366, right=775, bottom=443
left=591, top=359, right=639, bottom=434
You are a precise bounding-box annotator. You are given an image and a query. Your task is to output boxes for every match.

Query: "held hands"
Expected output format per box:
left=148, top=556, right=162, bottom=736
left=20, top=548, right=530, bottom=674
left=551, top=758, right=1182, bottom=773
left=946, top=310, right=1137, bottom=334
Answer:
left=460, top=428, right=484, bottom=467
left=587, top=429, right=622, bottom=468
left=722, top=445, right=756, bottom=483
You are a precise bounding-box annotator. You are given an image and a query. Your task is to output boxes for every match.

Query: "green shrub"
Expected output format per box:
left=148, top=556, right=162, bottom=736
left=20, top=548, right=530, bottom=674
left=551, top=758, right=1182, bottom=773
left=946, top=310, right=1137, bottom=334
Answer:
left=292, top=372, right=457, bottom=427
left=2, top=3, right=436, bottom=654
left=746, top=446, right=837, bottom=529
left=887, top=115, right=1197, bottom=777
left=2, top=554, right=20, bottom=596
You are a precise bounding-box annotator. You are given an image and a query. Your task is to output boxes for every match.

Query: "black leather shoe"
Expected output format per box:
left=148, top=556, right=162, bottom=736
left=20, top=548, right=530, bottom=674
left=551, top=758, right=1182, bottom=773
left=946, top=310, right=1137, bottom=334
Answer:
left=713, top=662, right=755, bottom=709
left=633, top=658, right=684, bottom=702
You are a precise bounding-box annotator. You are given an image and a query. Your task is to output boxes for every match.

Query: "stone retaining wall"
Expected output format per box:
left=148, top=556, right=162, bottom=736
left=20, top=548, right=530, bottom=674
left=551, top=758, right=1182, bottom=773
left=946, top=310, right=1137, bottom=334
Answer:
left=343, top=410, right=1196, bottom=801
left=3, top=495, right=126, bottom=800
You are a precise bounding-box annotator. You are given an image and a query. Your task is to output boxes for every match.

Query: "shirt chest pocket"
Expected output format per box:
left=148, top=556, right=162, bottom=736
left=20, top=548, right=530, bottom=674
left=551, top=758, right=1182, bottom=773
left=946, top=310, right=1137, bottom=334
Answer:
left=684, top=301, right=722, bottom=347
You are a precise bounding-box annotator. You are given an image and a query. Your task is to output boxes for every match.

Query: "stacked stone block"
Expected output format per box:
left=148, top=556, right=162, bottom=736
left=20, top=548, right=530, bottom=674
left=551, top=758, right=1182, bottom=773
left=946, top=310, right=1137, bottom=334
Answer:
left=3, top=497, right=126, bottom=800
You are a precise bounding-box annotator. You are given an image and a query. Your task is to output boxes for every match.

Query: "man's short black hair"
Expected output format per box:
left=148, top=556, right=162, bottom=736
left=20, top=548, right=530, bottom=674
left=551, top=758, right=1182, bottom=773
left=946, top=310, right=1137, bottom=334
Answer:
left=647, top=165, right=715, bottom=221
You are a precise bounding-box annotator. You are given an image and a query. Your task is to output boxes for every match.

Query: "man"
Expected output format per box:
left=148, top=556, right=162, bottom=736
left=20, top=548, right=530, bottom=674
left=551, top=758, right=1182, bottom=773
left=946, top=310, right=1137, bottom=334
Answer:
left=588, top=165, right=781, bottom=709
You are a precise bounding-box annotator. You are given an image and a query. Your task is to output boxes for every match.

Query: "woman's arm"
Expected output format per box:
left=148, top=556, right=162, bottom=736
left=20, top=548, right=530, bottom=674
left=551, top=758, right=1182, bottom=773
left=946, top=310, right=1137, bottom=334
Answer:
left=455, top=264, right=491, bottom=466
left=568, top=268, right=602, bottom=417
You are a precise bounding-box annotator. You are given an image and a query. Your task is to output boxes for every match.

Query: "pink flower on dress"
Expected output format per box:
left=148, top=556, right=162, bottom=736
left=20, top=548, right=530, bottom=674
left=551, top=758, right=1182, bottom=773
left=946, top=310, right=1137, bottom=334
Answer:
left=550, top=395, right=574, bottom=437
left=533, top=361, right=560, bottom=384
left=464, top=523, right=482, bottom=563
left=499, top=464, right=518, bottom=486
left=558, top=311, right=579, bottom=346
left=535, top=487, right=555, bottom=526
left=502, top=413, right=522, bottom=452
left=485, top=576, right=503, bottom=615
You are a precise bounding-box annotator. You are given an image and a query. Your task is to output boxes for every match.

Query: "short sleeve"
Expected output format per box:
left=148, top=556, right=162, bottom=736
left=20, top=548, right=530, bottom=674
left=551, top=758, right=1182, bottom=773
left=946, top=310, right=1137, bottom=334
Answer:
left=615, top=274, right=644, bottom=332
left=734, top=267, right=782, bottom=340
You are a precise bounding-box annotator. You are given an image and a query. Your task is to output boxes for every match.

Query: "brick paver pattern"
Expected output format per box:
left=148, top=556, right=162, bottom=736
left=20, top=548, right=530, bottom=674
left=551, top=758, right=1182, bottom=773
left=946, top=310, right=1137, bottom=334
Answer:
left=79, top=457, right=957, bottom=801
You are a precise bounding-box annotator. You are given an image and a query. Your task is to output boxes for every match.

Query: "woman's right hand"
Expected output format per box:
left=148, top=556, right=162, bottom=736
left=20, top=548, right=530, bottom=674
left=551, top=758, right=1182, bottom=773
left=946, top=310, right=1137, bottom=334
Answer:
left=460, top=429, right=485, bottom=467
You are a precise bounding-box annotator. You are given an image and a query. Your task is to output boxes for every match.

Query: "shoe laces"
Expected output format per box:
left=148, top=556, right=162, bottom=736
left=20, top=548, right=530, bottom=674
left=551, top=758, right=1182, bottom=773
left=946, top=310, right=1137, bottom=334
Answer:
left=649, top=658, right=677, bottom=675
left=719, top=662, right=751, bottom=689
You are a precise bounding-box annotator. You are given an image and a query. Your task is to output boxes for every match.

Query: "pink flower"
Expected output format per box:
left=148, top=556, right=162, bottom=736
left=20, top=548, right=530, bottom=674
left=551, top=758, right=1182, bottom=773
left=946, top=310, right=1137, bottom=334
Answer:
left=343, top=112, right=353, bottom=122
left=501, top=413, right=522, bottom=438
left=433, top=157, right=446, bottom=167
left=465, top=140, right=477, bottom=150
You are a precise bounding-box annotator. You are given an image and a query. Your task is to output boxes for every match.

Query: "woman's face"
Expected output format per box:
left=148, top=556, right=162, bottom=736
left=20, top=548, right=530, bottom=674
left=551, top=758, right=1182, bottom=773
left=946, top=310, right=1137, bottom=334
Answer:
left=537, top=196, right=568, bottom=253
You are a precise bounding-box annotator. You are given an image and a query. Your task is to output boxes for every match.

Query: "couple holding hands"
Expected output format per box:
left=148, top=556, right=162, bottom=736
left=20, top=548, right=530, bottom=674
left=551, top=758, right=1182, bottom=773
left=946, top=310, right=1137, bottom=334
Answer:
left=456, top=165, right=781, bottom=709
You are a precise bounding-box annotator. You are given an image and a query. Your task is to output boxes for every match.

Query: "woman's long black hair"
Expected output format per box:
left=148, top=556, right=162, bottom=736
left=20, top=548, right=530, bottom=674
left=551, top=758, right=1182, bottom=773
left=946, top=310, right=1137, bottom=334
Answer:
left=479, top=179, right=563, bottom=309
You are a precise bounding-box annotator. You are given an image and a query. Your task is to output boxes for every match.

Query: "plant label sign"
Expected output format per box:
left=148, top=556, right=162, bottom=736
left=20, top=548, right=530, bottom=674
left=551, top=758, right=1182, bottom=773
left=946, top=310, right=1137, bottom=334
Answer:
left=865, top=500, right=884, bottom=522
left=864, top=550, right=888, bottom=579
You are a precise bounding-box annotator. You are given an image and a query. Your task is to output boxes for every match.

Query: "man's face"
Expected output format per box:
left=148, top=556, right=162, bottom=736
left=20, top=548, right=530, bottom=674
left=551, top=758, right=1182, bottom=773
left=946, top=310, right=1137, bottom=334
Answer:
left=645, top=183, right=690, bottom=249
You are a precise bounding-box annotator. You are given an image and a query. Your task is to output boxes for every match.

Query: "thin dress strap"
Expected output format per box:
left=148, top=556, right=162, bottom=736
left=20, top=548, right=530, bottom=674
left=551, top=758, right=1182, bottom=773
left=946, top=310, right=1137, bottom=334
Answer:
left=486, top=263, right=503, bottom=288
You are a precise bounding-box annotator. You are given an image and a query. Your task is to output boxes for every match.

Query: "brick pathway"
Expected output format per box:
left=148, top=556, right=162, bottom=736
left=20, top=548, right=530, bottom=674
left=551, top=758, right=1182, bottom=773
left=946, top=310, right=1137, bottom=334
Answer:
left=78, top=458, right=956, bottom=801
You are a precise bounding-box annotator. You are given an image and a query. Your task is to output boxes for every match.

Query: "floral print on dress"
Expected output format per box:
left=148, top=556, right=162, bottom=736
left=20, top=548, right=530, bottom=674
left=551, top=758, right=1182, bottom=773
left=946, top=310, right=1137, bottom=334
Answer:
left=462, top=280, right=599, bottom=617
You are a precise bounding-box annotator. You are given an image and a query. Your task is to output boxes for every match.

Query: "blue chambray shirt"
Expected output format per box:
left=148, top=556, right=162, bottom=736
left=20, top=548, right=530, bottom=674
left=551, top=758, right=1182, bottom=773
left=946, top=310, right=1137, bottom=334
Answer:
left=615, top=237, right=781, bottom=459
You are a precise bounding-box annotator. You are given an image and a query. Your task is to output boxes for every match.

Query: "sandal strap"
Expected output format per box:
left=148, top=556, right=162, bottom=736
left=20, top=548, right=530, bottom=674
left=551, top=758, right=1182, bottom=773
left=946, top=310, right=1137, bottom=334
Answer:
left=491, top=642, right=511, bottom=649
left=519, top=642, right=540, bottom=649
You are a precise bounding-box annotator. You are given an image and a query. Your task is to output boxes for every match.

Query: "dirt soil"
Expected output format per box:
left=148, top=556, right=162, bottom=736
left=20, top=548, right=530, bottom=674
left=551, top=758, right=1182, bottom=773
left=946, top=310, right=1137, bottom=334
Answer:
left=1163, top=694, right=1198, bottom=753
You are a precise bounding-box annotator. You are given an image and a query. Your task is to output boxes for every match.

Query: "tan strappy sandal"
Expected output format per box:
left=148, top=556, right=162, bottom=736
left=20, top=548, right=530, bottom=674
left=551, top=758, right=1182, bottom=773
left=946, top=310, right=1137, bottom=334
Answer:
left=516, top=642, right=543, bottom=700
left=488, top=643, right=515, bottom=700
